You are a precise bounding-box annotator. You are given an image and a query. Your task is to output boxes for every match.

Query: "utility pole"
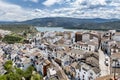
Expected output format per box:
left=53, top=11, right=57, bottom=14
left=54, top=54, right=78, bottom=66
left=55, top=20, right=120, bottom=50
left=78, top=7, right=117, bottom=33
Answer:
left=113, top=59, right=117, bottom=80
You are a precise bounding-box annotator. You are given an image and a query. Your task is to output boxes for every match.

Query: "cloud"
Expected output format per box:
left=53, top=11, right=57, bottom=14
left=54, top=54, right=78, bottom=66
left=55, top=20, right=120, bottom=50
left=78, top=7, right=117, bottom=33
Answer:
left=42, top=0, right=63, bottom=7
left=23, top=0, right=39, bottom=3
left=0, top=0, right=34, bottom=21
left=42, top=0, right=72, bottom=7
left=70, top=0, right=107, bottom=8
left=0, top=0, right=120, bottom=21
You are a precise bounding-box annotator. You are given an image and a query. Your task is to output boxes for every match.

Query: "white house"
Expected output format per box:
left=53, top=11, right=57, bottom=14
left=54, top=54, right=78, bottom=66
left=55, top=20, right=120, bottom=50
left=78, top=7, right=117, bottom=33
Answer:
left=47, top=68, right=57, bottom=78
left=75, top=63, right=100, bottom=80
left=73, top=41, right=98, bottom=52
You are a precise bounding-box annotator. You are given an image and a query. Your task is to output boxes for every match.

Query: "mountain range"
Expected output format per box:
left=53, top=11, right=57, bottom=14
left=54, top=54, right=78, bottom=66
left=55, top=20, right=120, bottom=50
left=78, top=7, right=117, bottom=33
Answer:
left=0, top=17, right=120, bottom=31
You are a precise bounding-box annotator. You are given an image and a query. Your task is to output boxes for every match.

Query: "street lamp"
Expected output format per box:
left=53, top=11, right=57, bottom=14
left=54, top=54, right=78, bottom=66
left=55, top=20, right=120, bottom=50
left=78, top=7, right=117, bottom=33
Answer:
left=112, top=59, right=118, bottom=80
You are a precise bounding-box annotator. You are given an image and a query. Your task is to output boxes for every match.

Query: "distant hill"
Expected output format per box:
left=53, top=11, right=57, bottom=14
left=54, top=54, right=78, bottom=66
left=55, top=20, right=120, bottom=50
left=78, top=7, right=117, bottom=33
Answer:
left=0, top=17, right=120, bottom=31
left=21, top=17, right=118, bottom=26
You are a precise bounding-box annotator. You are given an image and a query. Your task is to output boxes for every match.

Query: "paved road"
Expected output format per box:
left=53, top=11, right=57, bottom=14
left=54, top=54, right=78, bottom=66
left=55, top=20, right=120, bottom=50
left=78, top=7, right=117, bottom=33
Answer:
left=99, top=49, right=110, bottom=76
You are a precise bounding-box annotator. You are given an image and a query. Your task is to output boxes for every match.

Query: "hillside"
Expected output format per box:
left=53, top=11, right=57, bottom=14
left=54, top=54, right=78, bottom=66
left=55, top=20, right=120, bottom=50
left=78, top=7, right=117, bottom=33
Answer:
left=0, top=24, right=37, bottom=33
left=21, top=17, right=118, bottom=26
left=0, top=17, right=120, bottom=31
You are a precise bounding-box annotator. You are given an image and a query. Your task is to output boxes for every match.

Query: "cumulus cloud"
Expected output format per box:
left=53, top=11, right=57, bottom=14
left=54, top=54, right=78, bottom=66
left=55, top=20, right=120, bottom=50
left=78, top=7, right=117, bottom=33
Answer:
left=0, top=0, right=40, bottom=21
left=42, top=0, right=73, bottom=7
left=42, top=0, right=64, bottom=7
left=0, top=0, right=120, bottom=21
left=70, top=0, right=107, bottom=9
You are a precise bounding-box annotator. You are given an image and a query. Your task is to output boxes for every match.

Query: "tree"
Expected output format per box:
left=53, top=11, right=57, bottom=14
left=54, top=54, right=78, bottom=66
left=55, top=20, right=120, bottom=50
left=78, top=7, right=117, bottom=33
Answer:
left=30, top=72, right=43, bottom=80
left=2, top=34, right=24, bottom=44
left=4, top=60, right=13, bottom=73
left=6, top=72, right=21, bottom=80
left=15, top=67, right=25, bottom=79
left=2, top=62, right=43, bottom=80
left=0, top=75, right=6, bottom=80
left=24, top=66, right=34, bottom=80
left=3, top=61, right=25, bottom=80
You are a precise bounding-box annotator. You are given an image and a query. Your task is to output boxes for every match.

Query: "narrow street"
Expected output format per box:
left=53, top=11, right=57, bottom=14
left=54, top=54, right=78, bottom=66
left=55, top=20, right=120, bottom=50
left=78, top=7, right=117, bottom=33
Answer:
left=99, top=49, right=110, bottom=76
left=52, top=59, right=69, bottom=80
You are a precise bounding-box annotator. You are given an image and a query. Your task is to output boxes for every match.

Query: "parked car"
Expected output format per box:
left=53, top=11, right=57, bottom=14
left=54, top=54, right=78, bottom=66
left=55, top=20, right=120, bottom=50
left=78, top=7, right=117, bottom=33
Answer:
left=104, top=57, right=109, bottom=66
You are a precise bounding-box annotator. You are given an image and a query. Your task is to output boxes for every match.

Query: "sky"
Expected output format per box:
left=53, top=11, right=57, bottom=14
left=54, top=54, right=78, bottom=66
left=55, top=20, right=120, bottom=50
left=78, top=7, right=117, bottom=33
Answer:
left=0, top=0, right=120, bottom=21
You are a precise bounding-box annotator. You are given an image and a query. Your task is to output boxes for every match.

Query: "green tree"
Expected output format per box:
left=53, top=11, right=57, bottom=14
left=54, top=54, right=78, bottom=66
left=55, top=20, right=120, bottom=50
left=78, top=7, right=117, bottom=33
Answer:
left=2, top=34, right=24, bottom=44
left=2, top=61, right=43, bottom=80
left=0, top=75, right=6, bottom=80
left=24, top=66, right=34, bottom=80
left=6, top=72, right=21, bottom=80
left=15, top=67, right=25, bottom=79
left=4, top=60, right=13, bottom=73
left=31, top=72, right=43, bottom=80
